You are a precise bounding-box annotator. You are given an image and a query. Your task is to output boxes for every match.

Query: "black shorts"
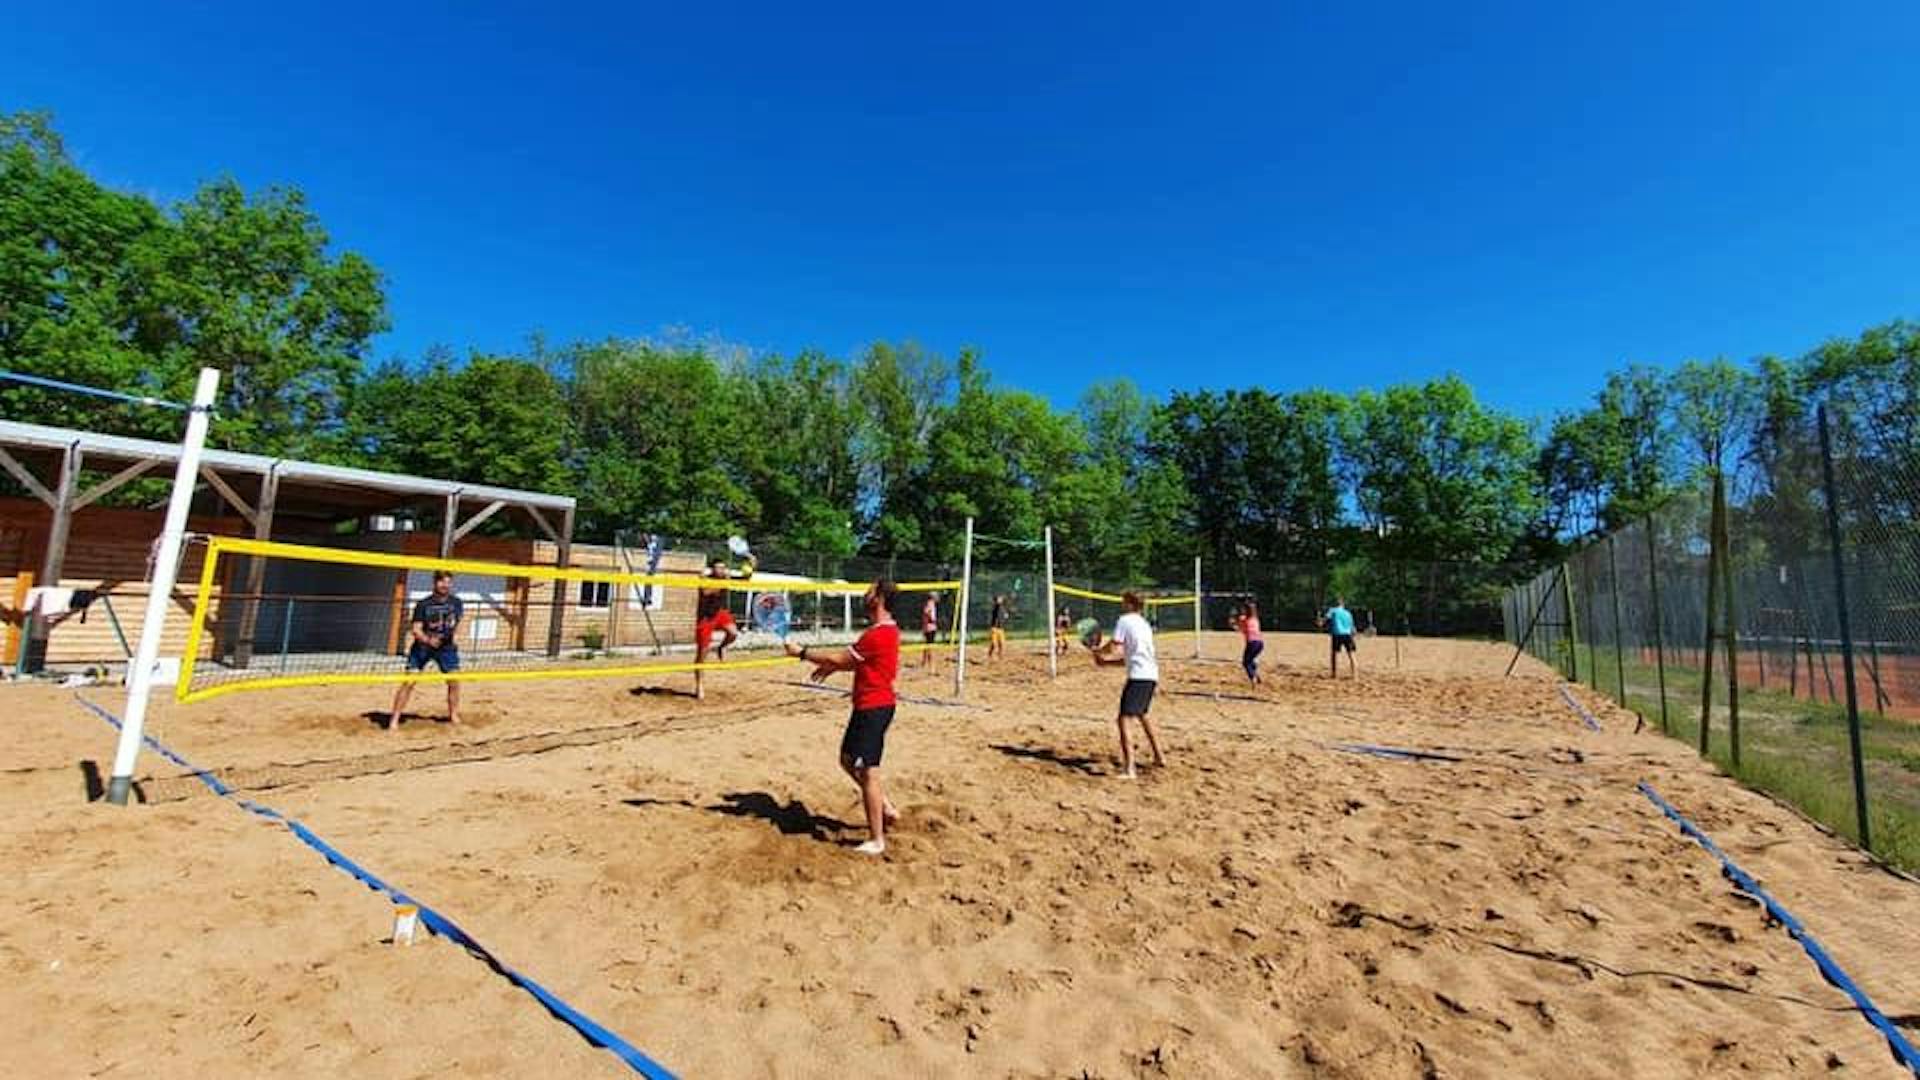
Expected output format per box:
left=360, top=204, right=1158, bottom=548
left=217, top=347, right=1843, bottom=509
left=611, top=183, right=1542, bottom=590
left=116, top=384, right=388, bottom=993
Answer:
left=923, top=629, right=937, bottom=644
left=1331, top=633, right=1356, bottom=653
left=1118, top=678, right=1156, bottom=717
left=840, top=706, right=896, bottom=768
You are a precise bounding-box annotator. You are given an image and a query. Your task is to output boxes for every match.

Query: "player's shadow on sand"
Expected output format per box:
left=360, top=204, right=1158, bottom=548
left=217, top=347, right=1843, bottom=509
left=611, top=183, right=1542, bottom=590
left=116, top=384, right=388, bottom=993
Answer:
left=624, top=792, right=855, bottom=839
left=627, top=685, right=698, bottom=700
left=358, top=711, right=455, bottom=730
left=989, top=743, right=1103, bottom=776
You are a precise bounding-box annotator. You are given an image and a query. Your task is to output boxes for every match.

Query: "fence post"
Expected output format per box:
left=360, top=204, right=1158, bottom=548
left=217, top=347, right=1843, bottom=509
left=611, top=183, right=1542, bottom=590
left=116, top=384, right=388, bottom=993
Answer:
left=1645, top=514, right=1670, bottom=733
left=1560, top=562, right=1579, bottom=683
left=1580, top=552, right=1599, bottom=688
left=1608, top=533, right=1626, bottom=703
left=1818, top=405, right=1871, bottom=850
left=1699, top=474, right=1721, bottom=757
left=1715, top=472, right=1741, bottom=768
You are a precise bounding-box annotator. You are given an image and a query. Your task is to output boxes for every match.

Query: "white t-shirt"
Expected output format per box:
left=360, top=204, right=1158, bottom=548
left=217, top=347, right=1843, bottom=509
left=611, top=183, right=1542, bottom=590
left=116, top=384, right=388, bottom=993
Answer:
left=1112, top=612, right=1159, bottom=682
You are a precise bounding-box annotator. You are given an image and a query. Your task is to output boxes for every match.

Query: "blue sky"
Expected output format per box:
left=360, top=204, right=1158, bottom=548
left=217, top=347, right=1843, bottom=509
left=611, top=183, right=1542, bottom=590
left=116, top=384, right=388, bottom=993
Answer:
left=6, top=2, right=1917, bottom=419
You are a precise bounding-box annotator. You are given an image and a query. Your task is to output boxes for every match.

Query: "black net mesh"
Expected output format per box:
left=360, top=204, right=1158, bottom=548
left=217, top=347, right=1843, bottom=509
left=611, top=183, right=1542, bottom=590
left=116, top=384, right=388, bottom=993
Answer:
left=1502, top=403, right=1920, bottom=871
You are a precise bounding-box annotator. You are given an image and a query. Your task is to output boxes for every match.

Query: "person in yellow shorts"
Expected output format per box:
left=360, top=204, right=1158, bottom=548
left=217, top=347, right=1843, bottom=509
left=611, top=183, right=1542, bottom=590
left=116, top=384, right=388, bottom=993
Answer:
left=988, top=594, right=1011, bottom=659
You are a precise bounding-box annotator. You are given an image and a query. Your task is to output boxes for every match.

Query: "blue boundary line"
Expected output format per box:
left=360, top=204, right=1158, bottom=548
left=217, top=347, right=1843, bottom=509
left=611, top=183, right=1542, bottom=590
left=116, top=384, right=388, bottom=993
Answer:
left=73, top=693, right=678, bottom=1080
left=1638, top=782, right=1919, bottom=1075
left=1329, top=742, right=1465, bottom=763
left=1558, top=684, right=1603, bottom=731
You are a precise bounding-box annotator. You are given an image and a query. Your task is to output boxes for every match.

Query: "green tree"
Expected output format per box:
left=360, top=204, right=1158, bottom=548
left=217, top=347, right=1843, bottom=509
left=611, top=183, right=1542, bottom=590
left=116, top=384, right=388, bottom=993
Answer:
left=909, top=351, right=1081, bottom=564
left=138, top=178, right=388, bottom=457
left=1349, top=376, right=1540, bottom=565
left=347, top=350, right=571, bottom=496
left=1051, top=378, right=1190, bottom=582
left=852, top=341, right=951, bottom=557
left=1668, top=358, right=1760, bottom=480
left=732, top=350, right=860, bottom=557
left=566, top=340, right=756, bottom=542
left=0, top=110, right=172, bottom=437
left=1595, top=364, right=1674, bottom=524
left=0, top=111, right=387, bottom=457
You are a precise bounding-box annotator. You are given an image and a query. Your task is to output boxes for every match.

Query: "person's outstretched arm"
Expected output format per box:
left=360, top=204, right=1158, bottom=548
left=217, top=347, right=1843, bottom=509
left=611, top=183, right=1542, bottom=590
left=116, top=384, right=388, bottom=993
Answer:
left=785, top=640, right=857, bottom=682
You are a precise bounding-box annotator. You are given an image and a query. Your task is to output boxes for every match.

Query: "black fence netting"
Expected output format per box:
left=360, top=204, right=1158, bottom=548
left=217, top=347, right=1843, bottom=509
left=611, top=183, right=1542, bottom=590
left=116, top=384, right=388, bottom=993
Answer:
left=1505, top=404, right=1920, bottom=873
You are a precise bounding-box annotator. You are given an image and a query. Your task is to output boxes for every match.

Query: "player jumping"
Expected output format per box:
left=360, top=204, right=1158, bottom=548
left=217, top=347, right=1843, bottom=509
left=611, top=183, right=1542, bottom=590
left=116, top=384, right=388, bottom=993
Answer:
left=694, top=551, right=754, bottom=700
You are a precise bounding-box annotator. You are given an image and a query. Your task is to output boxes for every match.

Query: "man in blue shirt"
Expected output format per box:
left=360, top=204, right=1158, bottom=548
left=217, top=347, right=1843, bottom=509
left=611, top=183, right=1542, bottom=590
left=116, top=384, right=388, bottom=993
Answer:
left=387, top=570, right=464, bottom=731
left=1323, top=596, right=1359, bottom=680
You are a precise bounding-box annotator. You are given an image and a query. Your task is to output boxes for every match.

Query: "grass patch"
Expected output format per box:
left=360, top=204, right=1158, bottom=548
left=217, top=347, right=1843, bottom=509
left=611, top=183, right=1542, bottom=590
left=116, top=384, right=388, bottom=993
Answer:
left=1531, top=644, right=1920, bottom=875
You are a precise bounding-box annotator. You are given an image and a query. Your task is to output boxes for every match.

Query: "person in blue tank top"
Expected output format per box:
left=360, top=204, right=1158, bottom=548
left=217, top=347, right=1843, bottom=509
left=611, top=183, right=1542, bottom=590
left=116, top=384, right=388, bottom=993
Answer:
left=1322, top=596, right=1359, bottom=680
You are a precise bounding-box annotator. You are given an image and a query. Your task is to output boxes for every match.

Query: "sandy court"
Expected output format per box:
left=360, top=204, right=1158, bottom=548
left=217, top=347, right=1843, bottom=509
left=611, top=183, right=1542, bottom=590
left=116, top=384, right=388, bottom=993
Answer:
left=3, top=631, right=1918, bottom=1077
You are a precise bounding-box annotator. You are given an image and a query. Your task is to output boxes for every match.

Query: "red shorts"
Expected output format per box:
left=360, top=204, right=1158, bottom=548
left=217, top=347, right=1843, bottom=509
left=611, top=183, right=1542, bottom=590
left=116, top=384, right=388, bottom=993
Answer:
left=696, top=609, right=737, bottom=652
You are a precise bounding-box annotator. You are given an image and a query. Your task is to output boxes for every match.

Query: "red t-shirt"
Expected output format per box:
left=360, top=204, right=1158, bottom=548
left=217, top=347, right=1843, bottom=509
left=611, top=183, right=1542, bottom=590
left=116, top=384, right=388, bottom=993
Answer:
left=849, top=621, right=901, bottom=710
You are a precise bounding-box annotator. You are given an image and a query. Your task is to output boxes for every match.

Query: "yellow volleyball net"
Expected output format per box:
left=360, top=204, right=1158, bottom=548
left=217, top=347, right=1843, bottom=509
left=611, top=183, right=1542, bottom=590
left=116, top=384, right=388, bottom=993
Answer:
left=1048, top=580, right=1200, bottom=647
left=176, top=536, right=959, bottom=703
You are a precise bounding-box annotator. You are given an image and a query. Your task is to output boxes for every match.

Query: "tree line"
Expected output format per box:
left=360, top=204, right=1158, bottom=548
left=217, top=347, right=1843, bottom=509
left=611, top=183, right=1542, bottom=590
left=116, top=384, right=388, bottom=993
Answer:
left=4, top=111, right=1915, bottom=618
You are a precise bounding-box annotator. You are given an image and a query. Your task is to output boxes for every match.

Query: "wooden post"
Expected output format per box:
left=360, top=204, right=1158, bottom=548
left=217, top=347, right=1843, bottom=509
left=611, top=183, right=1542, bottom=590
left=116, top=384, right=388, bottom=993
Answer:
left=1645, top=515, right=1670, bottom=733
left=439, top=492, right=460, bottom=558
left=1608, top=533, right=1627, bottom=703
left=25, top=442, right=82, bottom=670
left=386, top=572, right=409, bottom=654
left=546, top=507, right=574, bottom=658
left=1699, top=473, right=1722, bottom=756
left=231, top=466, right=278, bottom=669
left=1581, top=552, right=1600, bottom=688
left=1715, top=472, right=1740, bottom=768
left=1560, top=562, right=1579, bottom=682
left=607, top=565, right=624, bottom=651
left=1818, top=404, right=1872, bottom=849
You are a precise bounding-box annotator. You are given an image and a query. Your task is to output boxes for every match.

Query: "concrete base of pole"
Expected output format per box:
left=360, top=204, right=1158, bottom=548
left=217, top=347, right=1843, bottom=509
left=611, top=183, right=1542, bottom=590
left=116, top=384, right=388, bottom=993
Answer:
left=105, top=774, right=134, bottom=806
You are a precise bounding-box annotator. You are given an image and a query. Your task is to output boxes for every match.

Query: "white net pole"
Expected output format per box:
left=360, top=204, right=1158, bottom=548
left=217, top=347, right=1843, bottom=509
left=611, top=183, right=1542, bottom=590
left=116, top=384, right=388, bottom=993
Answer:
left=955, top=516, right=973, bottom=697
left=1045, top=525, right=1057, bottom=679
left=108, top=367, right=220, bottom=805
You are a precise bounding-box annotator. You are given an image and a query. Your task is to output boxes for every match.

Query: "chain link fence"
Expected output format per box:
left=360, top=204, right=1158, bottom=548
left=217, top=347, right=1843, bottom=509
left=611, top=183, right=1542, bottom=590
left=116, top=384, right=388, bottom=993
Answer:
left=1504, top=405, right=1920, bottom=874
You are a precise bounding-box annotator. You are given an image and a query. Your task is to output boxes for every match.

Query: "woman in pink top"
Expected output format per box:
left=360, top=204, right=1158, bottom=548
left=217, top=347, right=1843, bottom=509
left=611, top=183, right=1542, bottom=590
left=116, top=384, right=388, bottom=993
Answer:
left=1235, top=599, right=1265, bottom=686
left=919, top=592, right=940, bottom=668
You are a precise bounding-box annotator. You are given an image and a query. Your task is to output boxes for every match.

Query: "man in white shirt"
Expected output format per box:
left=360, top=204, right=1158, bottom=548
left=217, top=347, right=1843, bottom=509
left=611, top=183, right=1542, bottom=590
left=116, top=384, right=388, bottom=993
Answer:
left=1091, top=591, right=1166, bottom=779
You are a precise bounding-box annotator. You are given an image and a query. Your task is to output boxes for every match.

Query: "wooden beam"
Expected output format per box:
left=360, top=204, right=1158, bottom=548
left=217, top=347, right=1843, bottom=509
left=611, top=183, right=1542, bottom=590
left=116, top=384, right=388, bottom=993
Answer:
left=524, top=504, right=560, bottom=544
left=0, top=446, right=55, bottom=506
left=72, top=459, right=158, bottom=511
left=545, top=506, right=575, bottom=658
left=231, top=467, right=278, bottom=669
left=451, top=499, right=506, bottom=544
left=199, top=466, right=257, bottom=526
left=439, top=492, right=460, bottom=558
left=26, top=444, right=82, bottom=672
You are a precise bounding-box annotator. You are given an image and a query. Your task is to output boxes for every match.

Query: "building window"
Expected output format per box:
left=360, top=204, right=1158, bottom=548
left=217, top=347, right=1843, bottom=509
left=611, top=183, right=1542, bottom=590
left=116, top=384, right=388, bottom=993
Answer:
left=578, top=580, right=611, bottom=609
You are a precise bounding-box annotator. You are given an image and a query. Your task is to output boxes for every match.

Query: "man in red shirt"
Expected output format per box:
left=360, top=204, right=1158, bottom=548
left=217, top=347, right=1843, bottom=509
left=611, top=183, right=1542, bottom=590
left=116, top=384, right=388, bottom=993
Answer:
left=786, top=579, right=901, bottom=856
left=693, top=554, right=753, bottom=700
